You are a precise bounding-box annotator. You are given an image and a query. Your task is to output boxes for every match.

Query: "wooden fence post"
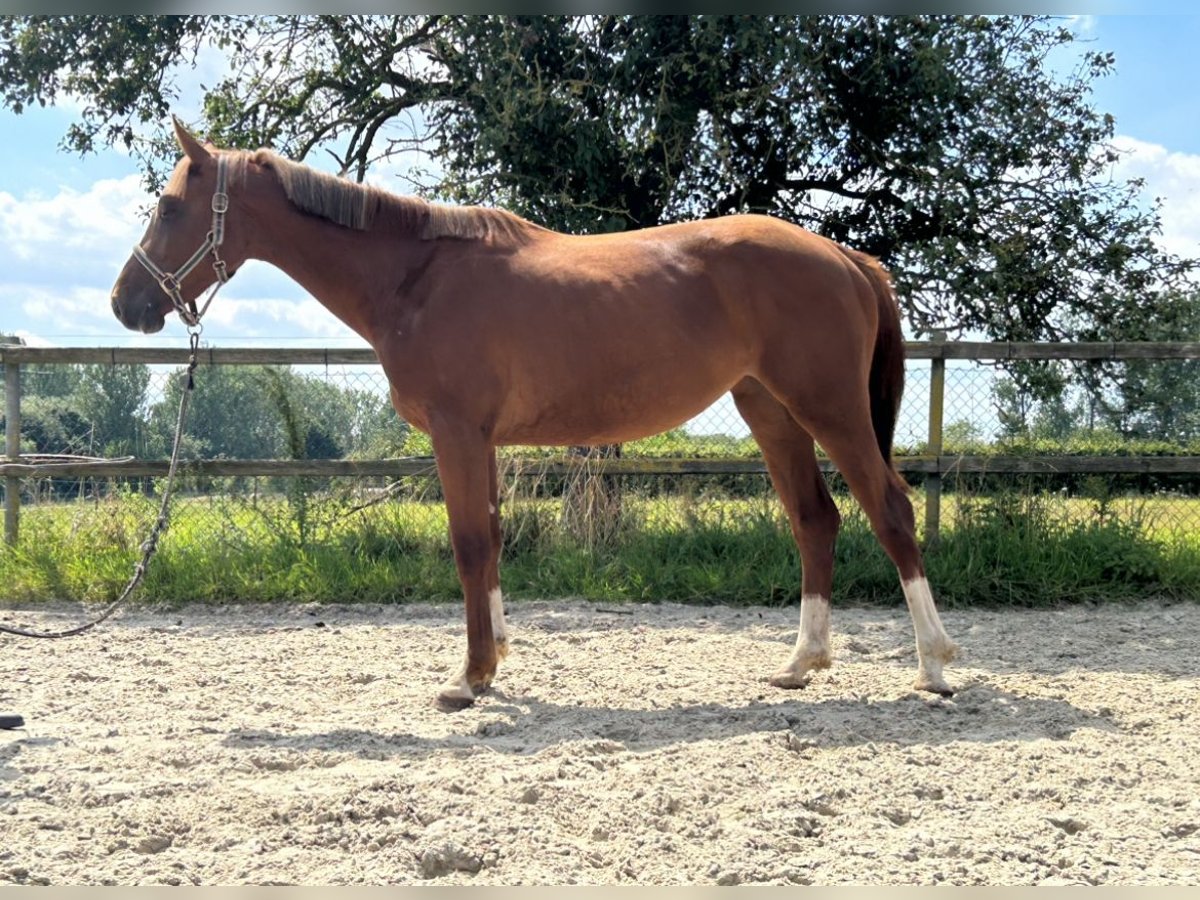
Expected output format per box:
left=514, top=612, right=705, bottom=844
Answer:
left=924, top=331, right=946, bottom=545
left=3, top=354, right=19, bottom=546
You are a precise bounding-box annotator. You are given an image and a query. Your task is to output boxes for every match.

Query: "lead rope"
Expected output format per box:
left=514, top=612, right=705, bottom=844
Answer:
left=0, top=328, right=203, bottom=639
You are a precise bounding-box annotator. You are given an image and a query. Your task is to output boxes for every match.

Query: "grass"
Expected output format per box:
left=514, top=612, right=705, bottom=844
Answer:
left=3, top=482, right=1200, bottom=609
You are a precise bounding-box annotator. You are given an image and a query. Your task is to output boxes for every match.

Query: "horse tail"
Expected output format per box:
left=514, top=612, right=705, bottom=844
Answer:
left=836, top=245, right=907, bottom=482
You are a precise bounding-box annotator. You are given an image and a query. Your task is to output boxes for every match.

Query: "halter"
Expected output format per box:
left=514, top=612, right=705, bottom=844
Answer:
left=132, top=154, right=232, bottom=328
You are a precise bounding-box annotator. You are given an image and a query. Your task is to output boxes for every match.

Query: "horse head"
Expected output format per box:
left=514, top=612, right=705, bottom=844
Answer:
left=110, top=118, right=240, bottom=333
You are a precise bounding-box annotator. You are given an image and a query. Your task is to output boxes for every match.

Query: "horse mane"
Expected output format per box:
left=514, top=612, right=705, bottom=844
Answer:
left=242, top=149, right=535, bottom=243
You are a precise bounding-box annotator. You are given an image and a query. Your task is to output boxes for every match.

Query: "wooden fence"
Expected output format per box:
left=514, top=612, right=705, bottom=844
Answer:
left=4, top=340, right=1200, bottom=546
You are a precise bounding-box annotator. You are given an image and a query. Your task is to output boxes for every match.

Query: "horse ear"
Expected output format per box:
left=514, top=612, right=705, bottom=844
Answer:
left=172, top=116, right=213, bottom=165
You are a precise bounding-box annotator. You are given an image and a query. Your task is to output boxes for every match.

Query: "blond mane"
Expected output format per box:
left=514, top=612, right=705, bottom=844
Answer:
left=239, top=149, right=535, bottom=243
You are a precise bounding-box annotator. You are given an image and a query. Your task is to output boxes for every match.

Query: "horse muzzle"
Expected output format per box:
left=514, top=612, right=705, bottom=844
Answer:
left=111, top=287, right=167, bottom=334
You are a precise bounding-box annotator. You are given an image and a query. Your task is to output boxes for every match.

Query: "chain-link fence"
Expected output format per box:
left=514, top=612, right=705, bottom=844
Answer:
left=4, top=342, right=1200, bottom=605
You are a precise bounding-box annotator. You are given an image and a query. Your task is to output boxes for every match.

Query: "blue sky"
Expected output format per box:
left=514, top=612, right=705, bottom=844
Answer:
left=1, top=15, right=1199, bottom=351
left=1088, top=16, right=1200, bottom=155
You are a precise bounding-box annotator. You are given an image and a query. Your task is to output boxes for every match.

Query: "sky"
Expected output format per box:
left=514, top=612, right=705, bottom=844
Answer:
left=1, top=15, right=1199, bottom=353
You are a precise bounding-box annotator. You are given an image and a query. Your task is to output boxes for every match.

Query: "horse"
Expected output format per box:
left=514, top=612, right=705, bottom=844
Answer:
left=110, top=119, right=958, bottom=709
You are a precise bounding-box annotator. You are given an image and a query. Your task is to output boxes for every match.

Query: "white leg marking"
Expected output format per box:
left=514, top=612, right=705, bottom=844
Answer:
left=488, top=586, right=510, bottom=657
left=437, top=654, right=475, bottom=707
left=489, top=503, right=497, bottom=515
left=769, top=594, right=833, bottom=689
left=901, top=576, right=958, bottom=695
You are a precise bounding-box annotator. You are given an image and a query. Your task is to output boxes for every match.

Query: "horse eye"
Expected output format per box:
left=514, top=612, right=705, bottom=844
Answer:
left=157, top=198, right=182, bottom=221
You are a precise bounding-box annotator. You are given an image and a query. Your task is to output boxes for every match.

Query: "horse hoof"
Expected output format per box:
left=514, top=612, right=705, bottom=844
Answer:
left=435, top=690, right=475, bottom=711
left=435, top=675, right=476, bottom=710
left=768, top=670, right=811, bottom=690
left=914, top=677, right=955, bottom=697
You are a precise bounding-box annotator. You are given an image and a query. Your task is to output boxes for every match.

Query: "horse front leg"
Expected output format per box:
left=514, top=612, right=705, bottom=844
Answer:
left=431, top=423, right=500, bottom=709
left=486, top=448, right=510, bottom=661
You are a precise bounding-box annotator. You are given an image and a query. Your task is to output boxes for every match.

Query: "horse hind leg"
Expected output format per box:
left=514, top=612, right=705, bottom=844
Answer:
left=800, top=406, right=958, bottom=695
left=732, top=378, right=841, bottom=689
left=899, top=570, right=957, bottom=695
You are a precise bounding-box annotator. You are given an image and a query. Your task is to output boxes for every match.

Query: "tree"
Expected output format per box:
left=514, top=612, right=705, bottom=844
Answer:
left=148, top=364, right=286, bottom=459
left=22, top=359, right=83, bottom=402
left=1, top=338, right=93, bottom=459
left=2, top=15, right=1192, bottom=344
left=0, top=16, right=444, bottom=190
left=73, top=364, right=150, bottom=456
left=147, top=362, right=397, bottom=461
left=283, top=375, right=395, bottom=458
left=942, top=419, right=985, bottom=451
left=430, top=16, right=1198, bottom=344
left=992, top=357, right=1090, bottom=441
left=1094, top=289, right=1200, bottom=442
left=18, top=396, right=93, bottom=456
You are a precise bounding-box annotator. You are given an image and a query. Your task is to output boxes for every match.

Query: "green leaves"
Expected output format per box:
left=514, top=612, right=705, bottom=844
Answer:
left=1, top=15, right=1193, bottom=348
left=0, top=16, right=223, bottom=188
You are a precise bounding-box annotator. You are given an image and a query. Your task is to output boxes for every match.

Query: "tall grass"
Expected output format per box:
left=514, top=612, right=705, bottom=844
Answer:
left=3, top=482, right=1200, bottom=608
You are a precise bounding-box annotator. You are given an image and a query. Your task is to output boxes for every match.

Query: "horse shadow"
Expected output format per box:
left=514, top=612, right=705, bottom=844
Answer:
left=220, top=678, right=1117, bottom=761
left=0, top=741, right=20, bottom=787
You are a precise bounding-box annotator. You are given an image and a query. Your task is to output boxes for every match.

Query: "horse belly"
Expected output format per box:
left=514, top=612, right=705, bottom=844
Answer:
left=499, top=359, right=738, bottom=446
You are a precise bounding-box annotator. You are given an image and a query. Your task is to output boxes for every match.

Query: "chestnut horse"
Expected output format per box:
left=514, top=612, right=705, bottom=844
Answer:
left=110, top=120, right=958, bottom=708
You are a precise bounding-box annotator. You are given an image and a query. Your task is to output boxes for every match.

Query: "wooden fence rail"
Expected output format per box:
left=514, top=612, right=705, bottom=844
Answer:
left=5, top=340, right=1200, bottom=546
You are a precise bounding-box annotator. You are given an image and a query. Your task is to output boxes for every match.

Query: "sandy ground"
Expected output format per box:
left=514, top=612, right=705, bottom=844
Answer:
left=1, top=597, right=1198, bottom=886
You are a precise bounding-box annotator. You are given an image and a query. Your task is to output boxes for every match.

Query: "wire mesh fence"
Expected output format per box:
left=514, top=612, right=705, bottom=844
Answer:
left=5, top=343, right=1200, bottom=606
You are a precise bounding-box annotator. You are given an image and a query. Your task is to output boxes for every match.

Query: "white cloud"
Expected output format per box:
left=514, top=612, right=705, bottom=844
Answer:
left=0, top=167, right=368, bottom=347
left=0, top=173, right=152, bottom=346
left=1109, top=134, right=1200, bottom=260
left=0, top=174, right=145, bottom=267
left=9, top=330, right=53, bottom=348
left=2, top=279, right=367, bottom=348
left=1068, top=16, right=1098, bottom=35
left=202, top=294, right=363, bottom=342
left=2, top=283, right=117, bottom=337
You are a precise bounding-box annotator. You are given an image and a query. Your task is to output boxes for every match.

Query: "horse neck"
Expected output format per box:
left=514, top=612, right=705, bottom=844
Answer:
left=247, top=203, right=427, bottom=343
